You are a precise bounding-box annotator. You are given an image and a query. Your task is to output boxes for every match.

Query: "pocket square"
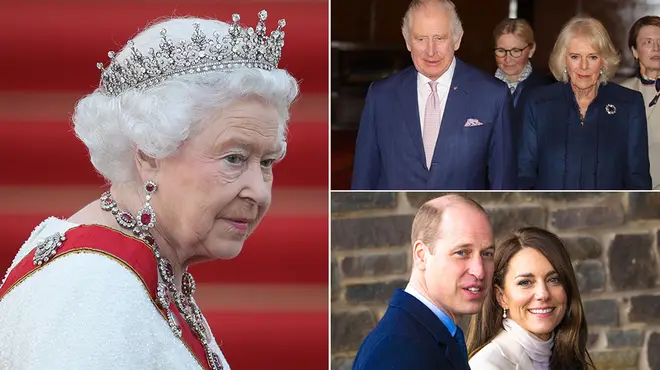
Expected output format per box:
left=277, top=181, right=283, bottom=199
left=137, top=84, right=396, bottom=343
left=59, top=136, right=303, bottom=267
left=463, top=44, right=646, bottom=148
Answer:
left=464, top=118, right=485, bottom=127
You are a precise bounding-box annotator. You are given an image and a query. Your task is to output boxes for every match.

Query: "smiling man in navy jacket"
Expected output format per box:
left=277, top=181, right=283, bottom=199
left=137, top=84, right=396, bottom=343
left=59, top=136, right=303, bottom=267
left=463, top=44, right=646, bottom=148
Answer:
left=350, top=0, right=516, bottom=190
left=352, top=194, right=495, bottom=370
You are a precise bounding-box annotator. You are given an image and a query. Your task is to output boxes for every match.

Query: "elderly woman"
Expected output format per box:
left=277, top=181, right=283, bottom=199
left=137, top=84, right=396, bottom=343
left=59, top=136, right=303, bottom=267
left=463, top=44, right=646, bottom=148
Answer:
left=518, top=16, right=651, bottom=189
left=467, top=227, right=595, bottom=370
left=620, top=16, right=660, bottom=189
left=493, top=18, right=554, bottom=145
left=0, top=12, right=297, bottom=369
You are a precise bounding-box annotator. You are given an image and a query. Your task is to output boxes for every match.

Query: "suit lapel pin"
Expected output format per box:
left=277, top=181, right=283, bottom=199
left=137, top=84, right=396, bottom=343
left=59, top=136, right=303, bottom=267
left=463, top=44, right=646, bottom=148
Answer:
left=453, top=86, right=457, bottom=91
left=605, top=104, right=616, bottom=115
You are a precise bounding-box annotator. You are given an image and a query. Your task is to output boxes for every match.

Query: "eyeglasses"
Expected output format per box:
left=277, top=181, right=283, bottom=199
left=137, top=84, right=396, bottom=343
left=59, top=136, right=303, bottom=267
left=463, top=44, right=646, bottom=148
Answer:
left=494, top=44, right=532, bottom=58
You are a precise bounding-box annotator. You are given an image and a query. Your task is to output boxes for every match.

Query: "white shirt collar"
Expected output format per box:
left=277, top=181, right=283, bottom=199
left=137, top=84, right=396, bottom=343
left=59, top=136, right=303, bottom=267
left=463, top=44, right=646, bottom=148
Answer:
left=417, top=56, right=456, bottom=89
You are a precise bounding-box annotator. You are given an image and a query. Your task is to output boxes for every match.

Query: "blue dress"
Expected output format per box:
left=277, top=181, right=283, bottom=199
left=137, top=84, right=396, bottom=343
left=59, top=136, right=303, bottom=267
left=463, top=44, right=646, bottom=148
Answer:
left=518, top=82, right=651, bottom=189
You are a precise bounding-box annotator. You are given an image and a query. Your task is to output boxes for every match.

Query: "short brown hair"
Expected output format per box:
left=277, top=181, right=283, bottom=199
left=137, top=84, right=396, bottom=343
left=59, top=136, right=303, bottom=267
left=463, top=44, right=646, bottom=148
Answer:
left=410, top=194, right=487, bottom=253
left=628, top=16, right=660, bottom=51
left=467, top=227, right=595, bottom=369
left=493, top=18, right=535, bottom=46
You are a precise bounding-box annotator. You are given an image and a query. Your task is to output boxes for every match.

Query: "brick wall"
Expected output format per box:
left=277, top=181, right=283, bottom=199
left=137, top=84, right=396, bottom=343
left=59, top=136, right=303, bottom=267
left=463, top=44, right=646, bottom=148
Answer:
left=331, top=192, right=660, bottom=370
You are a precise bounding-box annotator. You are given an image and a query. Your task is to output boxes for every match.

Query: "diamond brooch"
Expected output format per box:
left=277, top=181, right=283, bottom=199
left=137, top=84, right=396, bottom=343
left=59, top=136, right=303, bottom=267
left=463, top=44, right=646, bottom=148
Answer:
left=33, top=232, right=67, bottom=266
left=605, top=104, right=616, bottom=115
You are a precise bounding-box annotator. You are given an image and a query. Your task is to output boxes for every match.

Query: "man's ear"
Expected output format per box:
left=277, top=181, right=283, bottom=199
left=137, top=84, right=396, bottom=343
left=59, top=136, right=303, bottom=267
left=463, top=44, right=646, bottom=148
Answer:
left=404, top=37, right=412, bottom=52
left=134, top=148, right=159, bottom=182
left=412, top=240, right=428, bottom=271
left=453, top=33, right=463, bottom=51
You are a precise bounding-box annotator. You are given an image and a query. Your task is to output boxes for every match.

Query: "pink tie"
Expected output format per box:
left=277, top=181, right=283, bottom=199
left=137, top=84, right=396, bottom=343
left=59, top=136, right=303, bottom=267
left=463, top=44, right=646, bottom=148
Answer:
left=423, top=81, right=441, bottom=169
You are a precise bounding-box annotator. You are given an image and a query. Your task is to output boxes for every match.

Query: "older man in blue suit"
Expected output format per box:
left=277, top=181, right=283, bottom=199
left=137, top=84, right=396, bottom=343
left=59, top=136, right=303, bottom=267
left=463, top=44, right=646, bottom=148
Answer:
left=352, top=194, right=495, bottom=370
left=351, top=0, right=516, bottom=190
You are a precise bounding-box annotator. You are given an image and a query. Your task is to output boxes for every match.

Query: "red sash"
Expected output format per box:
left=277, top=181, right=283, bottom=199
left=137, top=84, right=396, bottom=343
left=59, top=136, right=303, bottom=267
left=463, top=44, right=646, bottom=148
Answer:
left=0, top=224, right=210, bottom=370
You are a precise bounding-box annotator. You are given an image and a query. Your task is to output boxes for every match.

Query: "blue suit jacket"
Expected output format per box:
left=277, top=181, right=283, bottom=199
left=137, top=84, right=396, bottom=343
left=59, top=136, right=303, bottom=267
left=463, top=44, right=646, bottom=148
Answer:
left=352, top=289, right=470, bottom=370
left=351, top=59, right=517, bottom=190
left=518, top=82, right=651, bottom=189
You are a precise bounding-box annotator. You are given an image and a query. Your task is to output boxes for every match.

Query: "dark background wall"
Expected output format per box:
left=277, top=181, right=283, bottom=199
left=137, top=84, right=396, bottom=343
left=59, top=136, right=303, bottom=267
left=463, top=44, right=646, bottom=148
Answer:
left=332, top=0, right=509, bottom=73
left=330, top=0, right=660, bottom=189
left=331, top=192, right=660, bottom=370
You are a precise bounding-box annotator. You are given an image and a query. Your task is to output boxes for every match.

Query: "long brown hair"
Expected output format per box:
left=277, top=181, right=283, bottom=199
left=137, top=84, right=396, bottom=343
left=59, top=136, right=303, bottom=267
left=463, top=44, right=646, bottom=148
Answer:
left=466, top=227, right=595, bottom=370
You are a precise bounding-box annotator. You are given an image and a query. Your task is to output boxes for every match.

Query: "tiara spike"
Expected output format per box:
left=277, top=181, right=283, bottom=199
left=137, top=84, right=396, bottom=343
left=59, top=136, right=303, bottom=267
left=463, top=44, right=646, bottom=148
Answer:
left=232, top=14, right=240, bottom=23
left=98, top=11, right=286, bottom=96
left=256, top=10, right=268, bottom=38
left=191, top=22, right=206, bottom=47
left=271, top=19, right=286, bottom=40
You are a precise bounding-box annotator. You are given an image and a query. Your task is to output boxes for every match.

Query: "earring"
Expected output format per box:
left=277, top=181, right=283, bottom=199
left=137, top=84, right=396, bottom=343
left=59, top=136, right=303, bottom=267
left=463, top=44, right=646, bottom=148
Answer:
left=137, top=180, right=157, bottom=232
left=599, top=69, right=603, bottom=75
left=503, top=308, right=508, bottom=319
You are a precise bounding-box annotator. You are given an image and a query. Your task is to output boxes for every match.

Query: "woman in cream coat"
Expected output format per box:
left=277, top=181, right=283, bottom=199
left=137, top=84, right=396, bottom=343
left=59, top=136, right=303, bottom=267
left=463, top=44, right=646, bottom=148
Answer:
left=467, top=227, right=595, bottom=370
left=621, top=16, right=660, bottom=189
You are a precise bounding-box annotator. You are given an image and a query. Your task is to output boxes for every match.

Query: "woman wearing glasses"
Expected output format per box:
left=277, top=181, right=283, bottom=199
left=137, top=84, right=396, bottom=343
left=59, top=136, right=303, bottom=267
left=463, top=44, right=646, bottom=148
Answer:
left=493, top=19, right=554, bottom=146
left=620, top=16, right=660, bottom=189
left=518, top=16, right=651, bottom=190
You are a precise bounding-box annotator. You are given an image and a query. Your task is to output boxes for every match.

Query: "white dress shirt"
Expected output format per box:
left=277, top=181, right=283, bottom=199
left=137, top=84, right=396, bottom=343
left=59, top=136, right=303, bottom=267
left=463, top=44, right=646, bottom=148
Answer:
left=417, top=57, right=457, bottom=135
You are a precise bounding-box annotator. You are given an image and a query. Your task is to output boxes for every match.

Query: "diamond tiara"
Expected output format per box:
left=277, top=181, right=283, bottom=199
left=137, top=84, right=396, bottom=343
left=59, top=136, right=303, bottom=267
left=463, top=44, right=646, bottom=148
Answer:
left=97, top=9, right=286, bottom=96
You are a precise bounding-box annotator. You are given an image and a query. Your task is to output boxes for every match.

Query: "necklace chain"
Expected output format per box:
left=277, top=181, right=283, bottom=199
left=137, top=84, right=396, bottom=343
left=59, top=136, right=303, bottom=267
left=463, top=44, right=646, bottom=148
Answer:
left=100, top=191, right=223, bottom=370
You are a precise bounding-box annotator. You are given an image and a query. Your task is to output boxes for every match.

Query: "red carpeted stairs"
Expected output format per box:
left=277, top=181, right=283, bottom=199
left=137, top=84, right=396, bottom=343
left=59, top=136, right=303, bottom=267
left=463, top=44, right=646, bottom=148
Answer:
left=0, top=1, right=328, bottom=369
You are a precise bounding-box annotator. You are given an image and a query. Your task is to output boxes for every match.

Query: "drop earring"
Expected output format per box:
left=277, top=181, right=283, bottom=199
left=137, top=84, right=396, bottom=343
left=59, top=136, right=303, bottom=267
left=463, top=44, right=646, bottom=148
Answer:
left=503, top=308, right=508, bottom=319
left=137, top=180, right=157, bottom=232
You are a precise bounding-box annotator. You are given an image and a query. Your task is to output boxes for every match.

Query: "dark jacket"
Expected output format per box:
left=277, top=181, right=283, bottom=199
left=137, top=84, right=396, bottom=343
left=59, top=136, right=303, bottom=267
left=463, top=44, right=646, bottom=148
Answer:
left=351, top=58, right=516, bottom=190
left=518, top=82, right=651, bottom=189
left=510, top=69, right=556, bottom=147
left=352, top=289, right=470, bottom=370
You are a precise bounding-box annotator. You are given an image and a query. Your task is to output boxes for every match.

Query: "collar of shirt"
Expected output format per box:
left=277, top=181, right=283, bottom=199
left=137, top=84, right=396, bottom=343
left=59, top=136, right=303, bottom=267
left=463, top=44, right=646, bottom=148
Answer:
left=495, top=61, right=533, bottom=94
left=640, top=73, right=660, bottom=81
left=404, top=285, right=458, bottom=337
left=417, top=56, right=456, bottom=91
left=639, top=73, right=660, bottom=93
